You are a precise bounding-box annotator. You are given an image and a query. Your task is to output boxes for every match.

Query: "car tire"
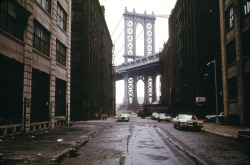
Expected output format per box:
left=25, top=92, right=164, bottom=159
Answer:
left=178, top=123, right=182, bottom=130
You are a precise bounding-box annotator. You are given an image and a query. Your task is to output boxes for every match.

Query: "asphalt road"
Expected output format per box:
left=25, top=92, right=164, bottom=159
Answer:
left=59, top=115, right=250, bottom=165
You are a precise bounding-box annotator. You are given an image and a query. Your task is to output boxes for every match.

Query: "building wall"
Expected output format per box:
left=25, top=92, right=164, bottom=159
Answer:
left=71, top=0, right=115, bottom=121
left=160, top=0, right=222, bottom=118
left=0, top=0, right=71, bottom=137
left=219, top=0, right=250, bottom=126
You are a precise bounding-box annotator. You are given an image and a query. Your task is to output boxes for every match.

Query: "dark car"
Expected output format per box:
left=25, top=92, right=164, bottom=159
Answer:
left=205, top=112, right=224, bottom=122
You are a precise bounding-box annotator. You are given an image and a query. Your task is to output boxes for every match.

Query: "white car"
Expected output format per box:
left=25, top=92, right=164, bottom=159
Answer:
left=118, top=114, right=130, bottom=122
left=157, top=113, right=171, bottom=122
left=151, top=112, right=159, bottom=120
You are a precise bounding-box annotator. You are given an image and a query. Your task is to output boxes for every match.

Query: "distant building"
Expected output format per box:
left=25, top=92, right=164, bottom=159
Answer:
left=160, top=0, right=222, bottom=118
left=219, top=0, right=250, bottom=126
left=0, top=0, right=71, bottom=137
left=71, top=0, right=115, bottom=120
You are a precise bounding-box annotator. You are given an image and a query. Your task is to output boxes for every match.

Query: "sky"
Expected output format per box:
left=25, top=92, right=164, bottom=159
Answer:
left=99, top=0, right=177, bottom=104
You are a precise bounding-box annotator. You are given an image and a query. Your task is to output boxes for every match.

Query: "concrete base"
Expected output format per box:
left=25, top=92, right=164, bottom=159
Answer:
left=118, top=104, right=144, bottom=112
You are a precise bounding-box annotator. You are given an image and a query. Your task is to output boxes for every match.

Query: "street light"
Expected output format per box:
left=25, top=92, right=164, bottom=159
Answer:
left=207, top=60, right=219, bottom=124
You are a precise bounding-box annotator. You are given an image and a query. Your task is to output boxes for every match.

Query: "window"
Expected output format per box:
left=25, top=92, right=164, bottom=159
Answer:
left=72, top=31, right=83, bottom=40
left=74, top=51, right=81, bottom=63
left=240, top=0, right=250, bottom=16
left=56, top=40, right=66, bottom=66
left=55, top=78, right=66, bottom=116
left=72, top=11, right=82, bottom=21
left=225, top=6, right=234, bottom=30
left=33, top=21, right=50, bottom=56
left=36, top=0, right=51, bottom=14
left=0, top=0, right=24, bottom=40
left=242, top=30, right=250, bottom=58
left=228, top=77, right=237, bottom=101
left=57, top=4, right=67, bottom=31
left=31, top=68, right=50, bottom=122
left=226, top=40, right=236, bottom=65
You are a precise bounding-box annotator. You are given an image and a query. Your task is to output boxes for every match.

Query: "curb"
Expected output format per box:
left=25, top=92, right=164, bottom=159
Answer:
left=202, top=129, right=237, bottom=139
left=51, top=127, right=106, bottom=163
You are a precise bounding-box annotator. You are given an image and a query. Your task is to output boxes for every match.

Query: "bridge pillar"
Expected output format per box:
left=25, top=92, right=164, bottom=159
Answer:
left=144, top=76, right=149, bottom=104
left=152, top=21, right=155, bottom=55
left=132, top=76, right=138, bottom=104
left=123, top=73, right=129, bottom=105
left=144, top=20, right=148, bottom=57
left=152, top=74, right=157, bottom=102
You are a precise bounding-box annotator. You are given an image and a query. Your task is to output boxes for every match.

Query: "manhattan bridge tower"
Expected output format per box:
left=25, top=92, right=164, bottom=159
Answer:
left=120, top=8, right=158, bottom=110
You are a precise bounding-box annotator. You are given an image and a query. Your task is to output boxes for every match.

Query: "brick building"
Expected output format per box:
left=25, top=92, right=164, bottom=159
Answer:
left=160, top=0, right=222, bottom=118
left=219, top=0, right=250, bottom=126
left=71, top=0, right=115, bottom=121
left=0, top=0, right=71, bottom=137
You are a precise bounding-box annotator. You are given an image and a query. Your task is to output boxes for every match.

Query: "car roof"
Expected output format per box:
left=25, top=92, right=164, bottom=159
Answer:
left=178, top=114, right=192, bottom=116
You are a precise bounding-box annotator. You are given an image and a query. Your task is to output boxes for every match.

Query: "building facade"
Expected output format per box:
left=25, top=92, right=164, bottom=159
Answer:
left=0, top=0, right=71, bottom=137
left=71, top=0, right=115, bottom=121
left=219, top=0, right=250, bottom=126
left=160, top=0, right=222, bottom=118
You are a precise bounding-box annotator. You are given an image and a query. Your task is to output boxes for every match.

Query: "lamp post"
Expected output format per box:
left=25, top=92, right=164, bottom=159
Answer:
left=207, top=60, right=219, bottom=124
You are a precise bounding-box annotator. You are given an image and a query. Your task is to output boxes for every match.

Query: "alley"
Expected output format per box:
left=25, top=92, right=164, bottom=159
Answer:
left=58, top=115, right=249, bottom=165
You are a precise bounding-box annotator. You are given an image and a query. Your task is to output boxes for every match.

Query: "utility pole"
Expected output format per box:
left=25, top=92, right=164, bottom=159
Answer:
left=207, top=60, right=219, bottom=124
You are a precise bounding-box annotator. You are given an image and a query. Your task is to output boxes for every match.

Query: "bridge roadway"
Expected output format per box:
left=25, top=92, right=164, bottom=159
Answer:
left=115, top=53, right=160, bottom=80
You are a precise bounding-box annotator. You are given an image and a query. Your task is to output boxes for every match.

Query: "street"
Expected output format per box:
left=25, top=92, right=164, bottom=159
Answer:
left=58, top=115, right=249, bottom=165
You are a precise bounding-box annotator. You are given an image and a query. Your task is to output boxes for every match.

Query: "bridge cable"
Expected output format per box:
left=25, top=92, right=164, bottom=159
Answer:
left=136, top=29, right=144, bottom=39
left=114, top=45, right=125, bottom=65
left=115, top=28, right=144, bottom=65
left=111, top=16, right=124, bottom=37
left=114, top=28, right=125, bottom=45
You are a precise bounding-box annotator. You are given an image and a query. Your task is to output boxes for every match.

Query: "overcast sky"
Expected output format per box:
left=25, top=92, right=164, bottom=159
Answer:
left=99, top=0, right=177, bottom=104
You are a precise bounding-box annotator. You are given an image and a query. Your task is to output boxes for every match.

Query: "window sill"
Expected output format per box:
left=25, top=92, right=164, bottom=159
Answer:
left=57, top=24, right=67, bottom=34
left=225, top=26, right=234, bottom=34
left=56, top=62, right=67, bottom=69
left=33, top=48, right=50, bottom=60
left=227, top=61, right=236, bottom=68
left=0, top=29, right=24, bottom=45
left=240, top=13, right=250, bottom=20
left=34, top=0, right=51, bottom=17
left=243, top=55, right=250, bottom=60
left=228, top=99, right=238, bottom=103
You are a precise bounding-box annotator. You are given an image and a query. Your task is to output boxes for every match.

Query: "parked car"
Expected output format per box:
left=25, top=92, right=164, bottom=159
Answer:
left=205, top=112, right=224, bottom=122
left=157, top=113, right=171, bottom=122
left=173, top=114, right=204, bottom=131
left=118, top=114, right=129, bottom=122
left=151, top=112, right=159, bottom=120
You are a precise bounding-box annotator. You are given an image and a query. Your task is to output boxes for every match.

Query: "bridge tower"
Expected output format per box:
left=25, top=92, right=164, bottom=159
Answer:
left=120, top=8, right=157, bottom=111
left=123, top=7, right=156, bottom=62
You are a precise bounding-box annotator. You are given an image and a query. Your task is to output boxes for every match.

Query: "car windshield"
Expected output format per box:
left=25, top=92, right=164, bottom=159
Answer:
left=120, top=114, right=128, bottom=117
left=158, top=113, right=165, bottom=117
left=179, top=115, right=197, bottom=120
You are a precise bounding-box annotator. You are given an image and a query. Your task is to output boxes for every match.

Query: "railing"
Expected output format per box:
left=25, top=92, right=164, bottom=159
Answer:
left=116, top=53, right=160, bottom=74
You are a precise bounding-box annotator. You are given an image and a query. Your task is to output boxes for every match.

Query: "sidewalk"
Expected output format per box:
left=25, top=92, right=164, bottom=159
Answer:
left=202, top=122, right=249, bottom=139
left=0, top=119, right=115, bottom=164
